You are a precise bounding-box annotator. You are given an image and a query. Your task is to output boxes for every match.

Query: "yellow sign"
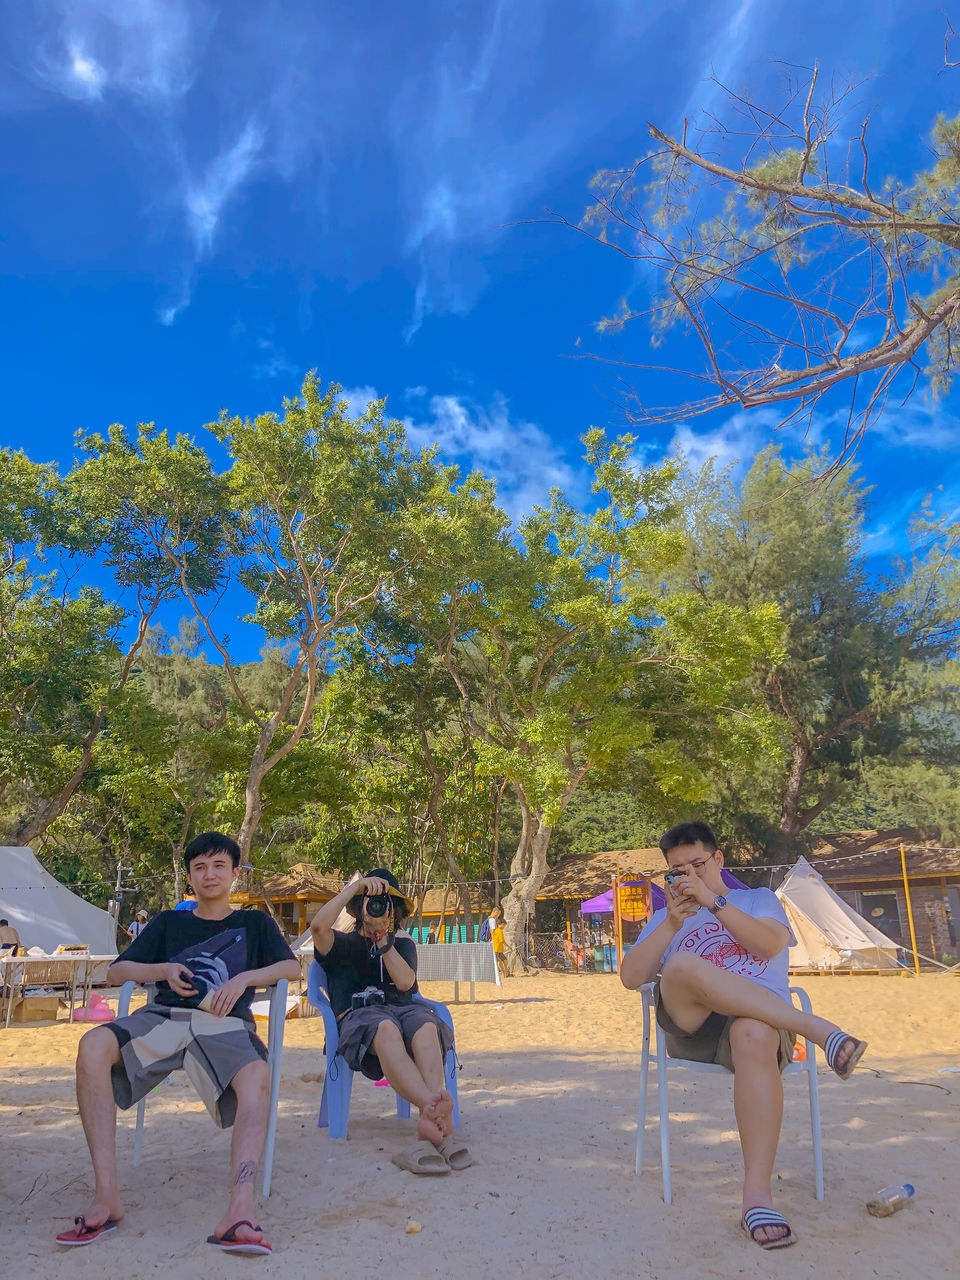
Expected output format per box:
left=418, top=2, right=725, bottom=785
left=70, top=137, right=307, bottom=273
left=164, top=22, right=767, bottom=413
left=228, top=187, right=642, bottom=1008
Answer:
left=618, top=882, right=650, bottom=923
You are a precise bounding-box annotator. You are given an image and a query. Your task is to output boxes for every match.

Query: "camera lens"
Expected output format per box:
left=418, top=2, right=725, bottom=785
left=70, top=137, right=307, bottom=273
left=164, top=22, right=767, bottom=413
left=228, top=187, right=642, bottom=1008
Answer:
left=366, top=893, right=389, bottom=917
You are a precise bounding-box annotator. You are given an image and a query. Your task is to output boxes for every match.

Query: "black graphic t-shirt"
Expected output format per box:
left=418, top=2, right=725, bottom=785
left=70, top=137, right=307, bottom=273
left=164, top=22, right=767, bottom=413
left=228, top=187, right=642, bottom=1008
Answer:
left=118, top=908, right=295, bottom=1022
left=315, top=929, right=419, bottom=1019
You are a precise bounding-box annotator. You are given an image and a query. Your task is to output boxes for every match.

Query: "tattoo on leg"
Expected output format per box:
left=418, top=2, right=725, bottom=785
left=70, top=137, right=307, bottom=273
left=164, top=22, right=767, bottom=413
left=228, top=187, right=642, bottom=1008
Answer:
left=233, top=1160, right=257, bottom=1188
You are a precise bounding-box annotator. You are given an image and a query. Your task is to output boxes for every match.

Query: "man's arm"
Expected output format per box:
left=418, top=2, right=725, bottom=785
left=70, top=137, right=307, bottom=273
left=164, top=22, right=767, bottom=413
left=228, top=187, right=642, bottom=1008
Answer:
left=379, top=939, right=416, bottom=992
left=677, top=877, right=791, bottom=960
left=206, top=958, right=303, bottom=1017
left=310, top=876, right=385, bottom=956
left=620, top=889, right=702, bottom=989
left=107, top=958, right=198, bottom=993
left=619, top=919, right=677, bottom=990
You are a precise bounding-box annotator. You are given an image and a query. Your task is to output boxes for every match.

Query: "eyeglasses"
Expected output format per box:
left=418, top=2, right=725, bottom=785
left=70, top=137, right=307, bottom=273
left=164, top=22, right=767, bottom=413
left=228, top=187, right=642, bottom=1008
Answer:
left=662, top=854, right=716, bottom=878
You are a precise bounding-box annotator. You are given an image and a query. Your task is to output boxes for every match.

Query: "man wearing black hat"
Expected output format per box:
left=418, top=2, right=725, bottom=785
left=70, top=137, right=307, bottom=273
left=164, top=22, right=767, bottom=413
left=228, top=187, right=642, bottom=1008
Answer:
left=310, top=869, right=468, bottom=1174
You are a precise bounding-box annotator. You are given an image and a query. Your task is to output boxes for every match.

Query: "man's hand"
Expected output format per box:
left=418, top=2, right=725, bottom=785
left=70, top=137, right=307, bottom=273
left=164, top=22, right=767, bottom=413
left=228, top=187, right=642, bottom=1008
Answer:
left=207, top=974, right=249, bottom=1018
left=675, top=870, right=721, bottom=911
left=665, top=881, right=702, bottom=931
left=162, top=962, right=198, bottom=997
left=361, top=876, right=391, bottom=896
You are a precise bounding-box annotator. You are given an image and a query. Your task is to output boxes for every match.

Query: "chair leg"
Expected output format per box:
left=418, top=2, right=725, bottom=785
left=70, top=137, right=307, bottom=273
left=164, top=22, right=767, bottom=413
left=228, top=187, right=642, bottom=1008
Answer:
left=134, top=1097, right=145, bottom=1166
left=806, top=1055, right=825, bottom=1201
left=656, top=1026, right=671, bottom=1205
left=396, top=1094, right=412, bottom=1120
left=319, top=1053, right=354, bottom=1140
left=636, top=997, right=651, bottom=1176
left=262, top=1044, right=284, bottom=1197
left=446, top=1052, right=460, bottom=1129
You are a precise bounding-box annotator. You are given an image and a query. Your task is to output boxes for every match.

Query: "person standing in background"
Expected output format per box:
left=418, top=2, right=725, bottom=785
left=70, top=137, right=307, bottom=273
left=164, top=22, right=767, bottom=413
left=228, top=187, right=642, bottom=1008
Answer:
left=126, top=910, right=148, bottom=940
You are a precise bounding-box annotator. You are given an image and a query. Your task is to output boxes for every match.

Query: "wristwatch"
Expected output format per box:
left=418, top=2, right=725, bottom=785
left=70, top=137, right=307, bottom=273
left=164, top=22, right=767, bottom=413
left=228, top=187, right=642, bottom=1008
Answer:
left=708, top=894, right=728, bottom=915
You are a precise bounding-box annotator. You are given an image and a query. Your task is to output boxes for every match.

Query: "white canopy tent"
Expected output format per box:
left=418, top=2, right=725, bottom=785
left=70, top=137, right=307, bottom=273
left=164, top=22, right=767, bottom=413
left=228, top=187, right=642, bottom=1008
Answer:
left=776, top=855, right=900, bottom=970
left=0, top=846, right=118, bottom=954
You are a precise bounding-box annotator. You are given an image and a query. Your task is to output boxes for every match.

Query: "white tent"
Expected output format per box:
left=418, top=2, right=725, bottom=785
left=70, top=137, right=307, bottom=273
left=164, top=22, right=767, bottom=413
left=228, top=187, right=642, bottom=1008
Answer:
left=0, top=846, right=118, bottom=954
left=776, top=855, right=900, bottom=970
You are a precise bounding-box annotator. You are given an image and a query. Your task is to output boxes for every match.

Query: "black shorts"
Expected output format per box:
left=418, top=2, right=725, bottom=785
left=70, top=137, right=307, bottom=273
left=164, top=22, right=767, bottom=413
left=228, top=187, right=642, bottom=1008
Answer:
left=654, top=983, right=796, bottom=1073
left=336, top=1003, right=454, bottom=1080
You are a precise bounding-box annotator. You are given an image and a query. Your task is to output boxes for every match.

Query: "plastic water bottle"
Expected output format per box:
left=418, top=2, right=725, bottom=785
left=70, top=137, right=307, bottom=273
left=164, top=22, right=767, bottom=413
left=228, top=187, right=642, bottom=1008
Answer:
left=866, top=1184, right=916, bottom=1217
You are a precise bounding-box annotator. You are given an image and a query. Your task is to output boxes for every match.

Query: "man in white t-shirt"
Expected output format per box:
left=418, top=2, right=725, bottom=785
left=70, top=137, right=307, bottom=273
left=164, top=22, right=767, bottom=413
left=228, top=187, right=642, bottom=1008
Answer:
left=621, top=822, right=868, bottom=1251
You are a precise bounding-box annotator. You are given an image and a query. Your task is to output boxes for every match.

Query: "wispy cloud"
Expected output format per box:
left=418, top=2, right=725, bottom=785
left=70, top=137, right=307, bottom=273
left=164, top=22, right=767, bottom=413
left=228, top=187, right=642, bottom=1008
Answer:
left=183, top=121, right=264, bottom=255
left=32, top=0, right=210, bottom=104
left=872, top=402, right=960, bottom=452
left=340, top=386, right=381, bottom=420
left=405, top=391, right=580, bottom=518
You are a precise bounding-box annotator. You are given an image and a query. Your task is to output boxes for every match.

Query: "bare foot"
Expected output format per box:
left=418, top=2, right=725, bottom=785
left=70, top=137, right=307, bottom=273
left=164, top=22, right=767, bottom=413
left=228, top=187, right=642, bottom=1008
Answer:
left=433, top=1089, right=455, bottom=1137
left=417, top=1101, right=445, bottom=1145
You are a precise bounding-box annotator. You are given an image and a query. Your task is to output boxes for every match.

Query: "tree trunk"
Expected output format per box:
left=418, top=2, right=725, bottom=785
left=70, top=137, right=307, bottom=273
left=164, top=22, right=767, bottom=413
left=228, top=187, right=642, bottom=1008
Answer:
left=500, top=787, right=554, bottom=975
left=779, top=737, right=810, bottom=837
left=13, top=717, right=102, bottom=845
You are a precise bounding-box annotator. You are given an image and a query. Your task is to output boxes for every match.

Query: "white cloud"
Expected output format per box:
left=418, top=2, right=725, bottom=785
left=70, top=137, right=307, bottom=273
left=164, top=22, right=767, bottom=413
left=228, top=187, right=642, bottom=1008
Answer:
left=405, top=392, right=578, bottom=518
left=34, top=0, right=210, bottom=103
left=669, top=412, right=765, bottom=475
left=67, top=43, right=106, bottom=98
left=871, top=402, right=960, bottom=453
left=339, top=386, right=381, bottom=420
left=183, top=121, right=264, bottom=255
left=405, top=386, right=428, bottom=399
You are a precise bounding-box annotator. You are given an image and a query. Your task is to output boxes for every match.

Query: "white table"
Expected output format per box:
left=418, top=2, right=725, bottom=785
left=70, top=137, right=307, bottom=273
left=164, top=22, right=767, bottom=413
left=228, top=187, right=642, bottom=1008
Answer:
left=0, top=953, right=117, bottom=1027
left=415, top=942, right=502, bottom=1003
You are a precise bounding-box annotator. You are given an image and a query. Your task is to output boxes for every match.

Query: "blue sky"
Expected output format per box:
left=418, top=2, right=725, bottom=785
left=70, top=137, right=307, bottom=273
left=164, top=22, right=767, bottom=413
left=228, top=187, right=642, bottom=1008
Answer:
left=3, top=1, right=959, bottom=644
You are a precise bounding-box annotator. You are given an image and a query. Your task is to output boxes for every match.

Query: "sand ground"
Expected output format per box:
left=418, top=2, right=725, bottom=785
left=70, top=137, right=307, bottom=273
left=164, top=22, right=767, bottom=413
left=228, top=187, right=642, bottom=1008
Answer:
left=1, top=971, right=958, bottom=1280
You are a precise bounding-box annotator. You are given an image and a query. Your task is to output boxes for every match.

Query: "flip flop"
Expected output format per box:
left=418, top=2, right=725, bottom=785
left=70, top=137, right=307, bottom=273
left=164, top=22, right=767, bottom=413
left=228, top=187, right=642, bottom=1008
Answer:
left=391, top=1139, right=450, bottom=1175
left=437, top=1134, right=474, bottom=1170
left=741, top=1207, right=797, bottom=1250
left=824, top=1030, right=868, bottom=1080
left=206, top=1220, right=273, bottom=1255
left=56, top=1215, right=120, bottom=1246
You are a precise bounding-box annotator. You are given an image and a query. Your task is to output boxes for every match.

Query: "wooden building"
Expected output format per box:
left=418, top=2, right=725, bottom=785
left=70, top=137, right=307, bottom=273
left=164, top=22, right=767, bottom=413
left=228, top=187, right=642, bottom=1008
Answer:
left=230, top=862, right=339, bottom=939
left=810, top=830, right=960, bottom=962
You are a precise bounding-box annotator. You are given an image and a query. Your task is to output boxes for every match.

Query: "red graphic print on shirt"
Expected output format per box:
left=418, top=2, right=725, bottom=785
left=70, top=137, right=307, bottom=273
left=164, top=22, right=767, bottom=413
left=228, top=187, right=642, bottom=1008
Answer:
left=676, top=919, right=768, bottom=979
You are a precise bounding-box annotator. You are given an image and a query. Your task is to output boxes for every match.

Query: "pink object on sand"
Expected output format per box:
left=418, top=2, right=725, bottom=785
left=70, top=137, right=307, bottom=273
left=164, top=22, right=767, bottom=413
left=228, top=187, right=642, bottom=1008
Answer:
left=72, top=992, right=115, bottom=1022
left=374, top=1078, right=390, bottom=1087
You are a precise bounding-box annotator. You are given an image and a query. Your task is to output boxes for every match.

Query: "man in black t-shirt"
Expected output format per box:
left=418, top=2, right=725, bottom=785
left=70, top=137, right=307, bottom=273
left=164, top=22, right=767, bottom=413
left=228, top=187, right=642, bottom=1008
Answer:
left=311, top=869, right=469, bottom=1175
left=57, top=832, right=300, bottom=1256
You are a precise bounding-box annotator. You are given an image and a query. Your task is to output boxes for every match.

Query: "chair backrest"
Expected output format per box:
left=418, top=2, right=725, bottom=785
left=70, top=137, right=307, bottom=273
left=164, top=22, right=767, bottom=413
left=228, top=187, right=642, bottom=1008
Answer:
left=306, top=960, right=333, bottom=1011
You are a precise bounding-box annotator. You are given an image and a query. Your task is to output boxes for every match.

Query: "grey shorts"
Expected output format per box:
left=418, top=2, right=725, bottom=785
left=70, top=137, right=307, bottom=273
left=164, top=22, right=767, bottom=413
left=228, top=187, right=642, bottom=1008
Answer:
left=105, top=1003, right=268, bottom=1128
left=654, top=983, right=796, bottom=1073
left=337, top=1002, right=454, bottom=1080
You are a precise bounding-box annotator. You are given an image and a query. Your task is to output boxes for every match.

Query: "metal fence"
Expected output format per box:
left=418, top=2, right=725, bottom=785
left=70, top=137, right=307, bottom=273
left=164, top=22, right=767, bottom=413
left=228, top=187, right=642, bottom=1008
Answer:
left=528, top=931, right=620, bottom=973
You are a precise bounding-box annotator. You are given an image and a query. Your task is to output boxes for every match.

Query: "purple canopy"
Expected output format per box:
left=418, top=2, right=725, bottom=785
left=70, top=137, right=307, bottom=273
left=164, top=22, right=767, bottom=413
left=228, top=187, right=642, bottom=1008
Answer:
left=580, top=870, right=748, bottom=916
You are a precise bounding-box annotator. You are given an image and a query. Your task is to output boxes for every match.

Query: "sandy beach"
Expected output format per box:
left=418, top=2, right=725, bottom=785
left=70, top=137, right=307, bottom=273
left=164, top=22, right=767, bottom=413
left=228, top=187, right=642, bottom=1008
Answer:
left=1, top=971, right=958, bottom=1279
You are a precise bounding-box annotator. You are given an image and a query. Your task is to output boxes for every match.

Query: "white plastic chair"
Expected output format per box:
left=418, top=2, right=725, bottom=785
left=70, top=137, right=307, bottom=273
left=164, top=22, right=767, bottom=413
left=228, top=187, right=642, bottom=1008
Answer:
left=635, top=982, right=824, bottom=1204
left=117, top=979, right=288, bottom=1196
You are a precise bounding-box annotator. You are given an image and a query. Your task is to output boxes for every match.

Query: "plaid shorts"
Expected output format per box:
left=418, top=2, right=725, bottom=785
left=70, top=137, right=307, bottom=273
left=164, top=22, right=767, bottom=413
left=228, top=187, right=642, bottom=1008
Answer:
left=105, top=1003, right=268, bottom=1128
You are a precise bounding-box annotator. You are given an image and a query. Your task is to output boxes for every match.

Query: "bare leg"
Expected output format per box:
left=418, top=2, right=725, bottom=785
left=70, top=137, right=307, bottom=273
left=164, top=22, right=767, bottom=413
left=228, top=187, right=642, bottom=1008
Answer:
left=211, top=1058, right=271, bottom=1247
left=373, top=1022, right=445, bottom=1143
left=730, top=1018, right=788, bottom=1245
left=411, top=1023, right=454, bottom=1136
left=660, top=953, right=858, bottom=1071
left=74, top=1027, right=125, bottom=1228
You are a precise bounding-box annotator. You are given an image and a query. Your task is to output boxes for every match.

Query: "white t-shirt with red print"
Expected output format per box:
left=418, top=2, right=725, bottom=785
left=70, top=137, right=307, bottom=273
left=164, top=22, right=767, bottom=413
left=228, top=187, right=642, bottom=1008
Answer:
left=635, top=887, right=796, bottom=1003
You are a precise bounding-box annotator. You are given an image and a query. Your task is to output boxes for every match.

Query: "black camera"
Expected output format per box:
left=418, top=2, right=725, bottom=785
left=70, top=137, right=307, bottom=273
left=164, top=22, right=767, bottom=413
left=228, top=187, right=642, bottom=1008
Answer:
left=351, top=985, right=385, bottom=1011
left=365, top=892, right=390, bottom=918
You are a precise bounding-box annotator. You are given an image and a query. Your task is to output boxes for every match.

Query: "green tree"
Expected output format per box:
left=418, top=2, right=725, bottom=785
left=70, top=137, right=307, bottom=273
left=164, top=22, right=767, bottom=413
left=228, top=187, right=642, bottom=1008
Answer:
left=668, top=447, right=960, bottom=853
left=394, top=433, right=782, bottom=969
